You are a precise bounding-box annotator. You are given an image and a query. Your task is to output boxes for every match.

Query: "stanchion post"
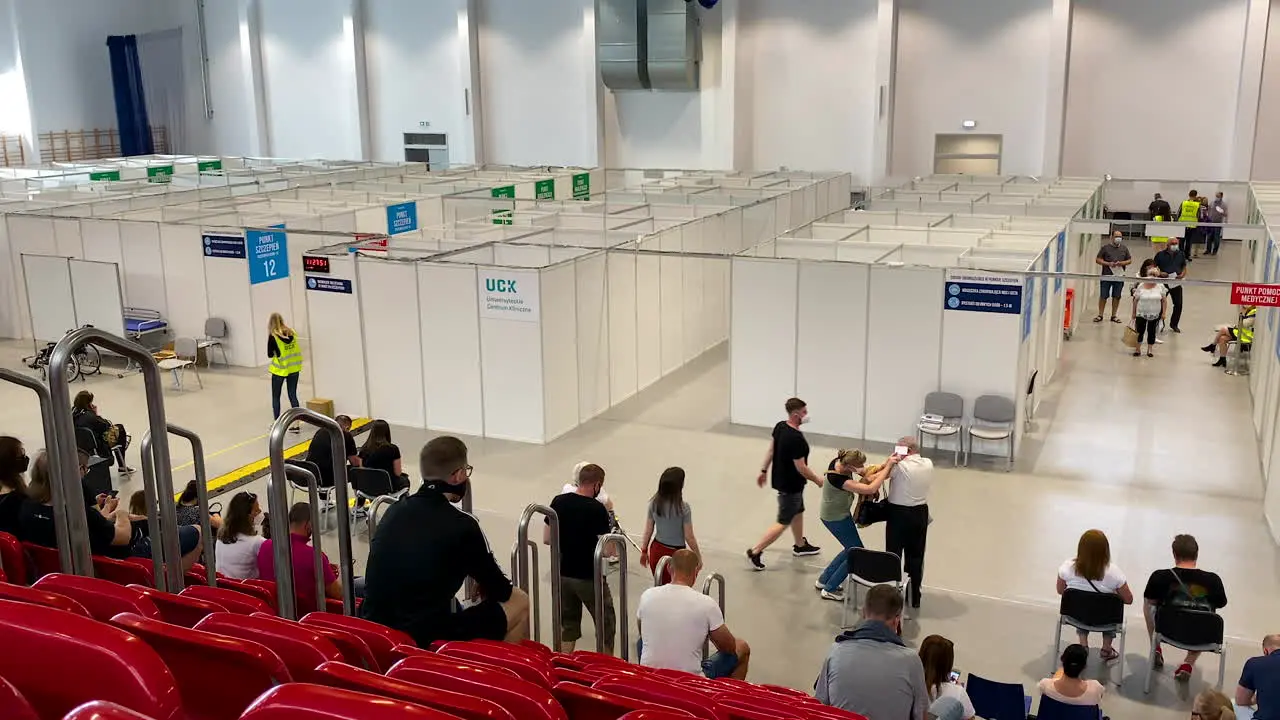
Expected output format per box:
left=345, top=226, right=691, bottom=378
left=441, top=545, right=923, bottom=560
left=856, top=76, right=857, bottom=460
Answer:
left=516, top=504, right=560, bottom=649
left=593, top=533, right=630, bottom=660
left=284, top=463, right=327, bottom=612
left=164, top=424, right=215, bottom=584
left=461, top=490, right=476, bottom=601
left=0, top=369, right=73, bottom=574
left=701, top=572, right=725, bottom=660
left=653, top=555, right=672, bottom=586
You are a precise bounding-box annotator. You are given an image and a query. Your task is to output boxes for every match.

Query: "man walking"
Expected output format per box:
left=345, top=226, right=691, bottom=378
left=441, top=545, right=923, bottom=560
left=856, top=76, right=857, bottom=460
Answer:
left=548, top=463, right=615, bottom=653
left=816, top=584, right=929, bottom=720
left=1149, top=192, right=1173, bottom=222
left=637, top=549, right=751, bottom=680
left=1153, top=238, right=1189, bottom=333
left=1094, top=230, right=1132, bottom=324
left=1206, top=192, right=1228, bottom=256
left=747, top=398, right=824, bottom=570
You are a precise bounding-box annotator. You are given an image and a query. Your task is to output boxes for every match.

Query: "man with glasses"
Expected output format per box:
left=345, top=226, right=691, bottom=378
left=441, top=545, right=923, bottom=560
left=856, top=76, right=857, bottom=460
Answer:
left=360, top=435, right=530, bottom=646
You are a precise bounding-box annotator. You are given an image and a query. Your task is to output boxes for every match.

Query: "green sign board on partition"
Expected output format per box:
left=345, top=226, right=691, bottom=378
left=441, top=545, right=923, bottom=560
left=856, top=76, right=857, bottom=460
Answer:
left=491, top=184, right=516, bottom=225
left=197, top=159, right=223, bottom=172
left=534, top=179, right=555, bottom=200
left=89, top=170, right=120, bottom=182
left=572, top=172, right=590, bottom=200
left=147, top=165, right=174, bottom=183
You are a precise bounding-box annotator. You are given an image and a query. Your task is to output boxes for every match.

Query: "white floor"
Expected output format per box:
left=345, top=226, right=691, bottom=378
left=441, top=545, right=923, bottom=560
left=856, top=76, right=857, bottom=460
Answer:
left=0, top=242, right=1271, bottom=719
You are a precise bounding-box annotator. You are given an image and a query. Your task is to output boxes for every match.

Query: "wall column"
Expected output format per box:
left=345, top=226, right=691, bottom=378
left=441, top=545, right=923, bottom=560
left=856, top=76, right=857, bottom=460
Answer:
left=1232, top=0, right=1271, bottom=179
left=871, top=0, right=898, bottom=183
left=1041, top=0, right=1072, bottom=177
left=237, top=0, right=270, bottom=156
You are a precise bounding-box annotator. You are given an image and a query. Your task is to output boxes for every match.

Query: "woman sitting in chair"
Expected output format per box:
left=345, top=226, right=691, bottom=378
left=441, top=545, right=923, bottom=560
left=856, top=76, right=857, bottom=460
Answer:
left=1056, top=529, right=1134, bottom=662
left=72, top=390, right=133, bottom=476
left=19, top=451, right=133, bottom=559
left=1203, top=305, right=1256, bottom=368
left=357, top=420, right=410, bottom=498
left=1039, top=644, right=1105, bottom=707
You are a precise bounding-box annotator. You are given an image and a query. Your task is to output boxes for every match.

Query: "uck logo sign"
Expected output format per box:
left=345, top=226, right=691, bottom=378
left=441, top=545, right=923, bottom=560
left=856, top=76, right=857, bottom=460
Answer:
left=485, top=278, right=518, bottom=293
left=479, top=271, right=538, bottom=322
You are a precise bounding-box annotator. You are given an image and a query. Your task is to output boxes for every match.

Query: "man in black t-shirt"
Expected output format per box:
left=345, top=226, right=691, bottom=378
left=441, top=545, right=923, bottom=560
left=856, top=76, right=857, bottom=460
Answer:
left=1143, top=534, right=1228, bottom=682
left=304, top=415, right=360, bottom=489
left=547, top=464, right=615, bottom=653
left=746, top=398, right=825, bottom=570
left=1153, top=239, right=1189, bottom=332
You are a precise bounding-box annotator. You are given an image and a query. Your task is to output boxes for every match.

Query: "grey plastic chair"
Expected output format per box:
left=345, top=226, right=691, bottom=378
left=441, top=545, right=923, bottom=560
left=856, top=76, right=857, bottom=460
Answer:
left=198, top=317, right=228, bottom=367
left=966, top=394, right=1015, bottom=470
left=917, top=391, right=964, bottom=465
left=158, top=337, right=201, bottom=390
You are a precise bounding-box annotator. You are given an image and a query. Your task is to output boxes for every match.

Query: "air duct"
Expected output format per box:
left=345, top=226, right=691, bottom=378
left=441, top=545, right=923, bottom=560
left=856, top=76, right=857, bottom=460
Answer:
left=599, top=0, right=700, bottom=91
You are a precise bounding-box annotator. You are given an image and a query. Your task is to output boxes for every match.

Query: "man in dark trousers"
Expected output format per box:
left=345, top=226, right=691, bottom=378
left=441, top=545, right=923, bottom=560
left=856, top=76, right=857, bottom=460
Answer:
left=1154, top=237, right=1189, bottom=333
left=1179, top=190, right=1204, bottom=259
left=1149, top=193, right=1173, bottom=222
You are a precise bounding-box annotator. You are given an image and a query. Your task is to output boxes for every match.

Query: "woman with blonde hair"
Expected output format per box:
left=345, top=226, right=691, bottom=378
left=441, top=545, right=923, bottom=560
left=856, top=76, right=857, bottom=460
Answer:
left=1055, top=529, right=1134, bottom=661
left=267, top=312, right=302, bottom=429
left=815, top=449, right=892, bottom=601
left=1191, top=689, right=1235, bottom=720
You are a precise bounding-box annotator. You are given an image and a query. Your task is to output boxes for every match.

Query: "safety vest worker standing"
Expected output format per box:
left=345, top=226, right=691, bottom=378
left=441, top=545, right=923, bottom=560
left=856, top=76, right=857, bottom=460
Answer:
left=1180, top=190, right=1202, bottom=257
left=268, top=312, right=303, bottom=430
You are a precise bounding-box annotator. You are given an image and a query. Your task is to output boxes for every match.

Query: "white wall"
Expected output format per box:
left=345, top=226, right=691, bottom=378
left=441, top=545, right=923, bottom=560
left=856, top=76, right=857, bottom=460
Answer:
left=259, top=0, right=362, bottom=158
left=1253, top=0, right=1280, bottom=179
left=200, top=0, right=256, bottom=156
left=738, top=0, right=877, bottom=180
left=892, top=0, right=1052, bottom=178
left=1063, top=0, right=1249, bottom=179
left=478, top=0, right=598, bottom=167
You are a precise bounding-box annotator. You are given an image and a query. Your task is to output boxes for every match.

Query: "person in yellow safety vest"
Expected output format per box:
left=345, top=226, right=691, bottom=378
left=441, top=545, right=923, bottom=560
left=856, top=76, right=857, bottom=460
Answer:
left=267, top=312, right=303, bottom=430
left=1179, top=190, right=1203, bottom=259
left=1150, top=215, right=1169, bottom=248
left=1203, top=305, right=1256, bottom=368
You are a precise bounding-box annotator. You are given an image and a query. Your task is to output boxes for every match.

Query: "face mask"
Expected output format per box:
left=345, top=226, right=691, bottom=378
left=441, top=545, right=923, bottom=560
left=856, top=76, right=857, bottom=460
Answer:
left=1112, top=238, right=1121, bottom=245
left=423, top=477, right=469, bottom=501
left=800, top=415, right=811, bottom=425
left=251, top=514, right=263, bottom=531
left=592, top=485, right=602, bottom=499
left=1169, top=244, right=1179, bottom=252
left=15, top=455, right=28, bottom=473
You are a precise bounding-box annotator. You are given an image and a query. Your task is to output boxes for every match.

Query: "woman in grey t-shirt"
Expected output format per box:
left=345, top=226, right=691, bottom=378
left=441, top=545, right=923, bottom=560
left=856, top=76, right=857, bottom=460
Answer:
left=640, top=467, right=700, bottom=584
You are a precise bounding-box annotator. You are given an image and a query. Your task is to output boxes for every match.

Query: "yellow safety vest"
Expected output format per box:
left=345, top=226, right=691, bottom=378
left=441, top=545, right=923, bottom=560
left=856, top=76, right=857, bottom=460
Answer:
left=1239, top=308, right=1256, bottom=345
left=270, top=334, right=302, bottom=377
left=1151, top=215, right=1167, bottom=244
left=1179, top=199, right=1200, bottom=226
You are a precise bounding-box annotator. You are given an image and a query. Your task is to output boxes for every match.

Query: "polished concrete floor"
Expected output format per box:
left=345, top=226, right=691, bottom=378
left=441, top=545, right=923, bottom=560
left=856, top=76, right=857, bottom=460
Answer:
left=0, top=242, right=1272, bottom=719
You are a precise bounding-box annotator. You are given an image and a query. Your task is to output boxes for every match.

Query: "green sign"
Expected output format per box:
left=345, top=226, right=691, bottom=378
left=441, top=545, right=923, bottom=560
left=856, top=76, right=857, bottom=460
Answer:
left=89, top=170, right=120, bottom=182
left=491, top=185, right=516, bottom=225
left=534, top=179, right=555, bottom=200
left=572, top=172, right=590, bottom=200
left=197, top=159, right=223, bottom=172
left=147, top=165, right=174, bottom=183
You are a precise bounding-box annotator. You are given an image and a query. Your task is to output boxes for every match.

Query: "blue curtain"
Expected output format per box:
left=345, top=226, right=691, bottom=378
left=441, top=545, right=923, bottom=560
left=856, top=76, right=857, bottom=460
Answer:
left=106, top=35, right=154, bottom=156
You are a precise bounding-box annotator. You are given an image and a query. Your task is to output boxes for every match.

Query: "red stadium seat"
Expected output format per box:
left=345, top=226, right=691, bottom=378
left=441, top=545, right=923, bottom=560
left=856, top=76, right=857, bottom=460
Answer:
left=297, top=621, right=380, bottom=672
left=0, top=532, right=28, bottom=584
left=64, top=700, right=161, bottom=720
left=324, top=596, right=363, bottom=614
left=217, top=578, right=278, bottom=610
left=758, top=684, right=815, bottom=702
left=34, top=574, right=162, bottom=621
left=0, top=674, right=38, bottom=720
left=20, top=542, right=62, bottom=579
left=239, top=683, right=465, bottom=720
left=388, top=645, right=521, bottom=679
left=0, top=600, right=182, bottom=720
left=715, top=699, right=801, bottom=720
left=552, top=654, right=590, bottom=671
left=0, top=580, right=91, bottom=615
left=389, top=656, right=567, bottom=720
left=617, top=714, right=699, bottom=720
left=110, top=612, right=290, bottom=720
left=181, top=584, right=273, bottom=614
left=438, top=641, right=554, bottom=687
left=94, top=556, right=155, bottom=586
left=572, top=650, right=630, bottom=667
left=713, top=690, right=805, bottom=717
left=299, top=611, right=415, bottom=671
left=314, top=660, right=517, bottom=720
left=521, top=640, right=554, bottom=657
left=195, top=612, right=342, bottom=682
left=553, top=668, right=604, bottom=686
left=127, top=584, right=226, bottom=627
left=553, top=682, right=693, bottom=720
left=593, top=677, right=728, bottom=720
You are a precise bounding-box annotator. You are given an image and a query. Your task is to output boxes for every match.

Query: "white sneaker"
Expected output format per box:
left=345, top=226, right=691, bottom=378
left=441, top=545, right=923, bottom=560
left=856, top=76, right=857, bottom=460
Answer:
left=1154, top=338, right=1165, bottom=344
left=814, top=580, right=825, bottom=590
left=820, top=588, right=845, bottom=602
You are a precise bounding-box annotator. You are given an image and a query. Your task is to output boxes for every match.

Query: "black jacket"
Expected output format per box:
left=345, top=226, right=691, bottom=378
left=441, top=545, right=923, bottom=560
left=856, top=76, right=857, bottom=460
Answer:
left=1149, top=198, right=1173, bottom=221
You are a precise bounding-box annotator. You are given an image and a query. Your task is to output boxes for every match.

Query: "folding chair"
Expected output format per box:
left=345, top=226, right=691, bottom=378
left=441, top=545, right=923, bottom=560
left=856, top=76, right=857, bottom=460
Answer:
left=198, top=318, right=228, bottom=367
left=1053, top=589, right=1126, bottom=685
left=1036, top=694, right=1102, bottom=720
left=842, top=548, right=910, bottom=627
left=965, top=673, right=1029, bottom=720
left=1144, top=607, right=1226, bottom=693
left=917, top=391, right=963, bottom=465
left=966, top=394, right=1016, bottom=470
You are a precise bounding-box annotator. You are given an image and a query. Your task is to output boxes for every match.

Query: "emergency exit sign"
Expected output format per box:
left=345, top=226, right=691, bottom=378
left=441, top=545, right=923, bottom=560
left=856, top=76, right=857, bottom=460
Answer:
left=1232, top=283, right=1280, bottom=306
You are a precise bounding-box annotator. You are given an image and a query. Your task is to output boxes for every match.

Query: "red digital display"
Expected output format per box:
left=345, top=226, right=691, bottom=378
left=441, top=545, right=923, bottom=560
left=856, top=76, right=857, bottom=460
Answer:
left=303, top=256, right=330, bottom=274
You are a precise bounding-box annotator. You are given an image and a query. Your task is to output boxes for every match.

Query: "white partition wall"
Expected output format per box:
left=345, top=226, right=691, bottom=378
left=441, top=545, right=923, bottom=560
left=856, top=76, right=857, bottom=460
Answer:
left=479, top=268, right=545, bottom=443
left=68, top=259, right=126, bottom=338
left=419, top=263, right=484, bottom=436
left=730, top=258, right=799, bottom=429
left=864, top=267, right=945, bottom=443
left=21, top=254, right=75, bottom=343
left=203, top=229, right=256, bottom=368
left=304, top=254, right=368, bottom=417
left=795, top=262, right=871, bottom=440
left=357, top=258, right=425, bottom=427
left=119, top=221, right=168, bottom=317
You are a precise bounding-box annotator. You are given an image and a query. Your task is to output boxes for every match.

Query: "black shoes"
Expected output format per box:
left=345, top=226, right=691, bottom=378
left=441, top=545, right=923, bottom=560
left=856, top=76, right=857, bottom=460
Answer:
left=746, top=549, right=765, bottom=571
left=1202, top=344, right=1216, bottom=353
left=792, top=539, right=821, bottom=557
left=1213, top=357, right=1227, bottom=367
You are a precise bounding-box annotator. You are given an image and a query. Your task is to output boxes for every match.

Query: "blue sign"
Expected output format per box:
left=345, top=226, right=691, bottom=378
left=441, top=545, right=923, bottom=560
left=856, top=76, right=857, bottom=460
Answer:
left=306, top=276, right=352, bottom=294
left=945, top=281, right=1023, bottom=315
left=1054, top=232, right=1066, bottom=292
left=1022, top=280, right=1033, bottom=340
left=248, top=224, right=288, bottom=285
left=387, top=202, right=417, bottom=235
left=1038, top=252, right=1049, bottom=316
left=202, top=234, right=245, bottom=259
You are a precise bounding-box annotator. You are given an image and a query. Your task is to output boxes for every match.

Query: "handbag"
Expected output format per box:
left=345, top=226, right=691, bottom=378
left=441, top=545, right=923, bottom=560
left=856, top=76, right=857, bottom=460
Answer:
left=1122, top=326, right=1139, bottom=349
left=853, top=463, right=889, bottom=527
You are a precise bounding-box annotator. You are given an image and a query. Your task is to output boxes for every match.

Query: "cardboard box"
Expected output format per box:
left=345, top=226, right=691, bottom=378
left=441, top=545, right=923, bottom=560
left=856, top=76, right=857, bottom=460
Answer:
left=306, top=398, right=334, bottom=418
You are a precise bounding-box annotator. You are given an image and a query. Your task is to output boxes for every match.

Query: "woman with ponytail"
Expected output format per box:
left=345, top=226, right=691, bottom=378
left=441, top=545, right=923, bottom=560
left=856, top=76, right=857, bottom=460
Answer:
left=1191, top=689, right=1235, bottom=720
left=814, top=449, right=892, bottom=601
left=1038, top=644, right=1105, bottom=706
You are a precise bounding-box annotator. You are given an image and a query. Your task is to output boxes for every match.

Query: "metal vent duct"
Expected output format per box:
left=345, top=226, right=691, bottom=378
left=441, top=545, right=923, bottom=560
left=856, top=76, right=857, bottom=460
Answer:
left=599, top=0, right=700, bottom=91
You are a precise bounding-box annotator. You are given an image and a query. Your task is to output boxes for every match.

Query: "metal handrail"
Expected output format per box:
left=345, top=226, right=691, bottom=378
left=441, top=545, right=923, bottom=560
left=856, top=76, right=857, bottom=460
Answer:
left=701, top=572, right=725, bottom=660
left=509, top=539, right=540, bottom=641
left=140, top=424, right=214, bottom=589
left=516, top=504, right=561, bottom=648
left=50, top=328, right=174, bottom=581
left=148, top=424, right=215, bottom=584
left=0, top=369, right=72, bottom=573
left=284, top=463, right=327, bottom=611
left=268, top=409, right=354, bottom=619
left=366, top=495, right=396, bottom=535
left=653, top=555, right=672, bottom=586
left=461, top=491, right=475, bottom=603
left=593, top=533, right=630, bottom=660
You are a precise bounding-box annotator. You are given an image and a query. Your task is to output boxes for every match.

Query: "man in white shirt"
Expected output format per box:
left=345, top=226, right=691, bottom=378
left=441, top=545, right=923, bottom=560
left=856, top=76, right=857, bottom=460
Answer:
left=887, top=438, right=933, bottom=608
left=636, top=549, right=751, bottom=680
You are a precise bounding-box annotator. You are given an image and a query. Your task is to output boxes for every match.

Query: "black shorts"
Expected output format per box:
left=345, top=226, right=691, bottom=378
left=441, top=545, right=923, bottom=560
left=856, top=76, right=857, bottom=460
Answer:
left=777, top=491, right=805, bottom=525
left=413, top=599, right=507, bottom=646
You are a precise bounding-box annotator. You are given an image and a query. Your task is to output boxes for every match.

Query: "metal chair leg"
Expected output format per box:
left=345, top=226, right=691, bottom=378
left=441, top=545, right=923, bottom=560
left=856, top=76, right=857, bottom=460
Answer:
left=1144, top=634, right=1160, bottom=694
left=1116, top=627, right=1126, bottom=687
left=1217, top=647, right=1226, bottom=689
left=842, top=575, right=852, bottom=628
left=1051, top=619, right=1063, bottom=677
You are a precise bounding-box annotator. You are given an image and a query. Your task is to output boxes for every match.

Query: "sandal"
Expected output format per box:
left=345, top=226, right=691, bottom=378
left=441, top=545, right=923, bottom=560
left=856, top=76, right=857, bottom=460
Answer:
left=1110, top=317, right=1123, bottom=324
left=1099, top=647, right=1119, bottom=662
left=1093, top=315, right=1104, bottom=323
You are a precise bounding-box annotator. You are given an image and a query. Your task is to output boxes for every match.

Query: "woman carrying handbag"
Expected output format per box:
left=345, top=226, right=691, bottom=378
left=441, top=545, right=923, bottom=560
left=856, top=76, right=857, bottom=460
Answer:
left=814, top=450, right=894, bottom=601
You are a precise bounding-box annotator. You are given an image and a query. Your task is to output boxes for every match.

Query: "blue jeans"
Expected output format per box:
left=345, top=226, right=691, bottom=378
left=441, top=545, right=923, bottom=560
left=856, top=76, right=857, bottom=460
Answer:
left=817, top=517, right=863, bottom=592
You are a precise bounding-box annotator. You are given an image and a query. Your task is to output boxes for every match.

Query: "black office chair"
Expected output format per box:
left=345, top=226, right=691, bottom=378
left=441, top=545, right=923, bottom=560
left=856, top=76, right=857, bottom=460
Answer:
left=1054, top=589, right=1127, bottom=684
left=843, top=547, right=910, bottom=627
left=1144, top=607, right=1226, bottom=693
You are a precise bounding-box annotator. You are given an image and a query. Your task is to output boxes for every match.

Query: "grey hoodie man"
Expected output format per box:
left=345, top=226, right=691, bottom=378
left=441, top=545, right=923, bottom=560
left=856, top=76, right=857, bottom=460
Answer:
left=816, top=585, right=929, bottom=720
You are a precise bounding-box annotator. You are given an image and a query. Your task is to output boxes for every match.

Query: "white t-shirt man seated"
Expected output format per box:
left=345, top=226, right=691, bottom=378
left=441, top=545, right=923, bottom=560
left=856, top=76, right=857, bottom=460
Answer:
left=636, top=549, right=750, bottom=680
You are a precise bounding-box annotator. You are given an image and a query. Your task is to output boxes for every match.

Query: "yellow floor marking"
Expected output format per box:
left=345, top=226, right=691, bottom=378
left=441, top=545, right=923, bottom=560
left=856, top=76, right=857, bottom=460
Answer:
left=175, top=418, right=371, bottom=499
